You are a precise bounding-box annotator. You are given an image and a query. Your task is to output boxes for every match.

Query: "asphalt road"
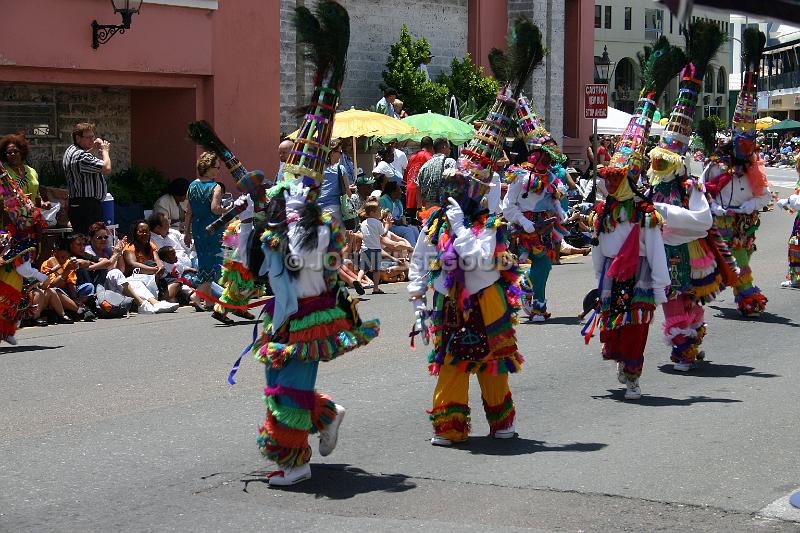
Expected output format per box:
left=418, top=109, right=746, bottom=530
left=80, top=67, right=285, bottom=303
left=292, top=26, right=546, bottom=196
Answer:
left=2, top=185, right=799, bottom=532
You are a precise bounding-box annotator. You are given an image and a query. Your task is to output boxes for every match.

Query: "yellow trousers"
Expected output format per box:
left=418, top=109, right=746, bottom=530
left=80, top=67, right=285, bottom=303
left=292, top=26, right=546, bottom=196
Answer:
left=429, top=354, right=515, bottom=441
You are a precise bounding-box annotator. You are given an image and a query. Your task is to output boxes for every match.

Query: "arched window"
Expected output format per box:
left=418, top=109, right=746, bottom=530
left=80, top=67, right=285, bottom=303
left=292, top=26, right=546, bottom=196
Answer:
left=717, top=66, right=727, bottom=94
left=704, top=67, right=715, bottom=94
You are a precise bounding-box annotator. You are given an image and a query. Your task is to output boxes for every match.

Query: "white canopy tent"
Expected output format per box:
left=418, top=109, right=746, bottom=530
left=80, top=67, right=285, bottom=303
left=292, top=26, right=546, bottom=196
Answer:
left=597, top=106, right=665, bottom=136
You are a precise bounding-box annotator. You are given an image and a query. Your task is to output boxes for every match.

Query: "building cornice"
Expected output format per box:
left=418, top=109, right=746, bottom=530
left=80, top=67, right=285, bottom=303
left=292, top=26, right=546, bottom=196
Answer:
left=143, top=0, right=218, bottom=10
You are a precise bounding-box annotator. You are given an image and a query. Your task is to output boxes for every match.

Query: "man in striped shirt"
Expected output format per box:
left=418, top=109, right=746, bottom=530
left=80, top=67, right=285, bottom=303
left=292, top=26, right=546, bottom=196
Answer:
left=62, top=122, right=112, bottom=234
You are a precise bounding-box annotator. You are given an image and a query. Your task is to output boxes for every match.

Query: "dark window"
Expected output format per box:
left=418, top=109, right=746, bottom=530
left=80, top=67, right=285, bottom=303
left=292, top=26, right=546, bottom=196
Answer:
left=605, top=6, right=612, bottom=29
left=595, top=5, right=601, bottom=29
left=625, top=7, right=631, bottom=30
left=670, top=14, right=673, bottom=34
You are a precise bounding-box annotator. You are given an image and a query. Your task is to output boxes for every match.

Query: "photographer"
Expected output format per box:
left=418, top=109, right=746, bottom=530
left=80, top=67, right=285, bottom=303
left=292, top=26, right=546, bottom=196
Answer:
left=62, top=122, right=112, bottom=235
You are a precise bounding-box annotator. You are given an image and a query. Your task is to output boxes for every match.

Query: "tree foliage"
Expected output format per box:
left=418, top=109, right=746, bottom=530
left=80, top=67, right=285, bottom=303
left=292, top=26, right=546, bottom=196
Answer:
left=436, top=54, right=500, bottom=113
left=382, top=27, right=499, bottom=116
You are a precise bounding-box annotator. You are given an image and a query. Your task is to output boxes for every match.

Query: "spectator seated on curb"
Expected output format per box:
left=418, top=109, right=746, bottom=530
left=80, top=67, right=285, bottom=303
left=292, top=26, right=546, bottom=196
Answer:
left=39, top=236, right=96, bottom=322
left=82, top=222, right=127, bottom=287
left=379, top=181, right=419, bottom=245
left=118, top=220, right=179, bottom=314
left=153, top=178, right=190, bottom=231
left=158, top=245, right=199, bottom=304
left=148, top=211, right=193, bottom=269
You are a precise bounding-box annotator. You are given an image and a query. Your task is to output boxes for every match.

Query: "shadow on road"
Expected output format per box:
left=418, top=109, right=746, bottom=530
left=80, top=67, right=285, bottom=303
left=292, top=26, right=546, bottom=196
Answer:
left=708, top=305, right=799, bottom=327
left=536, top=316, right=582, bottom=326
left=241, top=464, right=416, bottom=498
left=452, top=436, right=607, bottom=456
left=657, top=363, right=779, bottom=379
left=591, top=389, right=743, bottom=406
left=0, top=344, right=63, bottom=354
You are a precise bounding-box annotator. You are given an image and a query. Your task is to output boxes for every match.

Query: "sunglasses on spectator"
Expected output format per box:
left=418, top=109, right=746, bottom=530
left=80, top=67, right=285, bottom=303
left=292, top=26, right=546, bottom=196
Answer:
left=6, top=149, right=20, bottom=155
left=93, top=235, right=109, bottom=240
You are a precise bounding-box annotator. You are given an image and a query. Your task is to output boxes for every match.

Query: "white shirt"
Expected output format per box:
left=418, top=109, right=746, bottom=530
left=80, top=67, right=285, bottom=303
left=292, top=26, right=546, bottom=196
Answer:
left=153, top=194, right=188, bottom=227
left=408, top=222, right=500, bottom=297
left=392, top=148, right=408, bottom=177
left=701, top=163, right=771, bottom=214
left=150, top=229, right=193, bottom=268
left=501, top=171, right=567, bottom=227
left=418, top=63, right=430, bottom=80
left=376, top=97, right=398, bottom=118
left=360, top=218, right=385, bottom=251
left=486, top=172, right=502, bottom=214
left=374, top=161, right=403, bottom=183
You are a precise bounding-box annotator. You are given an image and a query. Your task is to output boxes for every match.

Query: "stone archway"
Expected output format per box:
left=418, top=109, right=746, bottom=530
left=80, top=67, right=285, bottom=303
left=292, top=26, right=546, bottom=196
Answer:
left=613, top=57, right=638, bottom=114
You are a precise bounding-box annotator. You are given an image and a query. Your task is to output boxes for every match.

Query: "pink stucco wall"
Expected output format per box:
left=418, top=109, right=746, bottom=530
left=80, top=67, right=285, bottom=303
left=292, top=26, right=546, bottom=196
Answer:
left=0, top=0, right=280, bottom=187
left=468, top=0, right=509, bottom=73
left=561, top=0, right=594, bottom=162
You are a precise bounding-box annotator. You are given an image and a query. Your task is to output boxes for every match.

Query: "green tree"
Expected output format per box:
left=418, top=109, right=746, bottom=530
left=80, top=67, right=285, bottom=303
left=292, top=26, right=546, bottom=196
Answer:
left=382, top=26, right=449, bottom=114
left=704, top=113, right=727, bottom=132
left=436, top=54, right=499, bottom=112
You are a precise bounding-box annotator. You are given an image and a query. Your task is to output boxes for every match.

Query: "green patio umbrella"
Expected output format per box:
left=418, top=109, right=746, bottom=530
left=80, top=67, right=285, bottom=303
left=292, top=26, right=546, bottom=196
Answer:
left=380, top=111, right=475, bottom=144
left=764, top=119, right=800, bottom=132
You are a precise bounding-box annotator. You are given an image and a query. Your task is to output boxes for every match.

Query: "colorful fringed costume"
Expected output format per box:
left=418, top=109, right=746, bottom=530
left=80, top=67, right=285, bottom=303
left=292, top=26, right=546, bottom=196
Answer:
left=408, top=17, right=543, bottom=444
left=1, top=167, right=48, bottom=344
left=645, top=21, right=726, bottom=369
left=222, top=1, right=378, bottom=487
left=702, top=29, right=770, bottom=317
left=586, top=37, right=683, bottom=399
left=213, top=219, right=260, bottom=318
left=776, top=176, right=800, bottom=288
left=501, top=96, right=569, bottom=321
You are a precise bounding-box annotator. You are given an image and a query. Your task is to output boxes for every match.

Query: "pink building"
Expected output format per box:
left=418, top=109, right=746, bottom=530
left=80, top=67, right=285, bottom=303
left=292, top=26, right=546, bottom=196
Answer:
left=0, top=0, right=280, bottom=189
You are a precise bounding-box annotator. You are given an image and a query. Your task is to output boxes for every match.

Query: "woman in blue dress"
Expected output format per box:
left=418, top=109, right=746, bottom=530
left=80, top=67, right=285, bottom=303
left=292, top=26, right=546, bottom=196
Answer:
left=183, top=152, right=225, bottom=310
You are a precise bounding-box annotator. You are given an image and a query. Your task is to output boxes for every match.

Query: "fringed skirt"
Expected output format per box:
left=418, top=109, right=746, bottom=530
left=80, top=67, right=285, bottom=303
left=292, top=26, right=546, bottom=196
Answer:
left=253, top=288, right=380, bottom=369
left=515, top=210, right=568, bottom=262
left=428, top=282, right=523, bottom=375
left=665, top=240, right=723, bottom=305
left=0, top=267, right=23, bottom=342
left=598, top=258, right=656, bottom=332
left=714, top=212, right=760, bottom=254
left=788, top=216, right=800, bottom=284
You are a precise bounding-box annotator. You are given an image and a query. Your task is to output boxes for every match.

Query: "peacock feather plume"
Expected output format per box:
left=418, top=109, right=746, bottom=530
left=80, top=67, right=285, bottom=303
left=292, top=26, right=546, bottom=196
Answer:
left=637, top=36, right=687, bottom=100
left=187, top=120, right=234, bottom=160
left=742, top=27, right=766, bottom=74
left=487, top=16, right=545, bottom=98
left=294, top=1, right=350, bottom=92
left=684, top=20, right=726, bottom=79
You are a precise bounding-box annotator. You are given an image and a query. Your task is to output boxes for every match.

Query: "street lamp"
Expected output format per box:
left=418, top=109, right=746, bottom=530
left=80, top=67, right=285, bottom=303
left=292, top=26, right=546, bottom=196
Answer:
left=92, top=0, right=143, bottom=49
left=594, top=46, right=613, bottom=85
left=592, top=46, right=615, bottom=200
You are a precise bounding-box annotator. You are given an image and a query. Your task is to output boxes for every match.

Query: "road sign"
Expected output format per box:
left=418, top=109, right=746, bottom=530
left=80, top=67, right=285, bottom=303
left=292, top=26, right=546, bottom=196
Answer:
left=585, top=84, right=609, bottom=119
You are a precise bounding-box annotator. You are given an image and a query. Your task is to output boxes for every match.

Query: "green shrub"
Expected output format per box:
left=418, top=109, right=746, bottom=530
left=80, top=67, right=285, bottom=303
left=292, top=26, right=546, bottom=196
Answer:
left=436, top=54, right=499, bottom=113
left=107, top=166, right=168, bottom=207
left=382, top=26, right=449, bottom=114
left=704, top=114, right=727, bottom=132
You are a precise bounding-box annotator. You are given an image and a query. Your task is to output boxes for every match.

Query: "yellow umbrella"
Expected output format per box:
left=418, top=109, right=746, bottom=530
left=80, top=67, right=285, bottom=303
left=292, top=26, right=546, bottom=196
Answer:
left=756, top=117, right=781, bottom=130
left=287, top=108, right=417, bottom=170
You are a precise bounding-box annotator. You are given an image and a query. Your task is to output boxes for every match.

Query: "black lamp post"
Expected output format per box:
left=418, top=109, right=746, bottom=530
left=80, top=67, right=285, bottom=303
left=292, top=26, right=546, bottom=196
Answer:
left=591, top=46, right=614, bottom=199
left=594, top=46, right=613, bottom=85
left=92, top=0, right=143, bottom=49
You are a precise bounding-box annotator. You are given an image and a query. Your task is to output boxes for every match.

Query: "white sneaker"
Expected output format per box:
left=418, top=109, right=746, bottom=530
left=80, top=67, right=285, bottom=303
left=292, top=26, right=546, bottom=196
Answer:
left=318, top=404, right=345, bottom=457
left=780, top=280, right=800, bottom=288
left=138, top=301, right=157, bottom=314
left=528, top=314, right=546, bottom=323
left=492, top=425, right=516, bottom=439
left=154, top=301, right=179, bottom=313
left=267, top=463, right=311, bottom=486
left=4, top=335, right=17, bottom=346
left=430, top=435, right=453, bottom=447
left=624, top=378, right=642, bottom=400
left=616, top=362, right=626, bottom=384
left=673, top=362, right=691, bottom=372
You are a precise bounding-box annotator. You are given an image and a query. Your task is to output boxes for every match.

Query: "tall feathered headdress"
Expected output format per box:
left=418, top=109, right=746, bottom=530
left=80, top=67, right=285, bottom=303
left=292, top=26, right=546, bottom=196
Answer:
left=731, top=27, right=766, bottom=160
left=273, top=1, right=350, bottom=202
left=648, top=21, right=725, bottom=183
left=441, top=17, right=544, bottom=209
left=601, top=37, right=685, bottom=199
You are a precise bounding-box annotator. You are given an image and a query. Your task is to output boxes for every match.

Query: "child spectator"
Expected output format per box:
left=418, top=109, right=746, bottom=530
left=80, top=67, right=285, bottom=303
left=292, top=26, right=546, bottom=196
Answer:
left=359, top=202, right=392, bottom=295
left=39, top=237, right=96, bottom=322
left=158, top=245, right=198, bottom=303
